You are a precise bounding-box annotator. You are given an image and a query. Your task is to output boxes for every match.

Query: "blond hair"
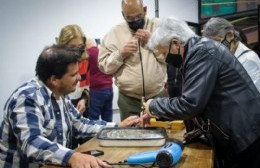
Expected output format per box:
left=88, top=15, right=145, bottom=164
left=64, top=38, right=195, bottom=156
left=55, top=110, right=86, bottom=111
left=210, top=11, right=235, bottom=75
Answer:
left=58, top=24, right=86, bottom=45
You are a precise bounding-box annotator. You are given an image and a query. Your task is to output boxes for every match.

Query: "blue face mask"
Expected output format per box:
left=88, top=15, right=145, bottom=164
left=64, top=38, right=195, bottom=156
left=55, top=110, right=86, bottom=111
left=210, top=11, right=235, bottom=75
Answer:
left=127, top=18, right=145, bottom=32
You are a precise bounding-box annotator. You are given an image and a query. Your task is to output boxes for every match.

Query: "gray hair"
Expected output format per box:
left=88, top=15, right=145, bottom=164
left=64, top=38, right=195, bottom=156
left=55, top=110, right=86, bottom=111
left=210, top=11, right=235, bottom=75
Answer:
left=203, top=17, right=239, bottom=40
left=148, top=16, right=197, bottom=50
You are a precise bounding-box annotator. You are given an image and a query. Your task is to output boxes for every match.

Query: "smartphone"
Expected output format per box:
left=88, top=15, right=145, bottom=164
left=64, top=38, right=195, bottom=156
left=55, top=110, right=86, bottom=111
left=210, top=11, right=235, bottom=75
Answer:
left=81, top=150, right=104, bottom=157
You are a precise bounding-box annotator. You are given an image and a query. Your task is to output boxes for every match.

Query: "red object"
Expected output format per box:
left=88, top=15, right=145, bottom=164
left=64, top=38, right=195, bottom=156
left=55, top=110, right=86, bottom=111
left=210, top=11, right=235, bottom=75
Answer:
left=78, top=59, right=90, bottom=87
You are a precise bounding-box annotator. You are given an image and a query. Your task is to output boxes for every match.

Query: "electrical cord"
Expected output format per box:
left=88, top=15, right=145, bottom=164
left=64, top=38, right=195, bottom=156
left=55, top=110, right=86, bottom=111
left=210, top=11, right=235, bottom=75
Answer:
left=138, top=40, right=146, bottom=99
left=104, top=160, right=157, bottom=168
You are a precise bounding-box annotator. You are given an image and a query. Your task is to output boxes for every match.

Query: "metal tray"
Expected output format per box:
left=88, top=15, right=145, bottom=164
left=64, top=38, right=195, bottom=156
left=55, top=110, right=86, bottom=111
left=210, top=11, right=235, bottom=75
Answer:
left=96, top=127, right=167, bottom=147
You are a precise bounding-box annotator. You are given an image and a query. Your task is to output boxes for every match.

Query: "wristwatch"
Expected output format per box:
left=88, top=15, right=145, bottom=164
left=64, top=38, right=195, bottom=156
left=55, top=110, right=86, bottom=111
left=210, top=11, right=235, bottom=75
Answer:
left=147, top=109, right=156, bottom=117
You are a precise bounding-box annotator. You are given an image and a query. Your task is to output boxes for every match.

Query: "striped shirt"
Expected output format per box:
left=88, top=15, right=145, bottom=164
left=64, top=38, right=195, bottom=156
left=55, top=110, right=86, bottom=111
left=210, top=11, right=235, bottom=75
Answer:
left=0, top=78, right=116, bottom=167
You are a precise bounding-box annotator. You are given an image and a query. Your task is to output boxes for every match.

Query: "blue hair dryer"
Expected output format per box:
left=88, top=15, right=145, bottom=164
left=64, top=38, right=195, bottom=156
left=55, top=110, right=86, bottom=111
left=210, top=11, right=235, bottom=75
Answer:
left=127, top=141, right=184, bottom=168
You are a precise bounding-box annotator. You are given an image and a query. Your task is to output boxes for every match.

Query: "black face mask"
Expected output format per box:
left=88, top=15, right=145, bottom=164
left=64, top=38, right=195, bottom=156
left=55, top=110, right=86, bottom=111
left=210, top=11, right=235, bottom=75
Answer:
left=127, top=18, right=145, bottom=32
left=221, top=34, right=231, bottom=50
left=166, top=42, right=182, bottom=68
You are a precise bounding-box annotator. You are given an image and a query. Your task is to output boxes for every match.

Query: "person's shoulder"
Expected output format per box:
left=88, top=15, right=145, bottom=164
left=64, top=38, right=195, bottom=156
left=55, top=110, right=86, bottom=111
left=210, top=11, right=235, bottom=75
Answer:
left=102, top=21, right=130, bottom=43
left=149, top=17, right=159, bottom=23
left=146, top=17, right=159, bottom=27
left=87, top=46, right=99, bottom=58
left=105, top=21, right=127, bottom=34
left=8, top=78, right=43, bottom=101
left=189, top=36, right=213, bottom=50
left=237, top=42, right=259, bottom=60
left=199, top=37, right=223, bottom=51
left=189, top=37, right=226, bottom=60
left=87, top=46, right=98, bottom=52
left=244, top=50, right=260, bottom=62
left=22, top=78, right=46, bottom=95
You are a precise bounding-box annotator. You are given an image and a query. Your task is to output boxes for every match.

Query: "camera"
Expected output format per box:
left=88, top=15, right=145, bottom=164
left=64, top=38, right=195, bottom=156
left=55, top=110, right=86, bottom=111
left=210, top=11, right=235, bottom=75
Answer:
left=127, top=141, right=183, bottom=168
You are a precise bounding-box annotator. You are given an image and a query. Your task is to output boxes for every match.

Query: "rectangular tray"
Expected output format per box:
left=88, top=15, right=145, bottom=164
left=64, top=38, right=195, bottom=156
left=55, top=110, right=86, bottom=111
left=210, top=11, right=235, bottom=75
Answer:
left=96, top=127, right=167, bottom=147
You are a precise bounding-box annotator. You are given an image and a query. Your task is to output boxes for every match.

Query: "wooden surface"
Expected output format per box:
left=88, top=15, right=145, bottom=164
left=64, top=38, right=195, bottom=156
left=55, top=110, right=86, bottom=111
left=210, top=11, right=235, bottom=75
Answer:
left=45, top=129, right=213, bottom=168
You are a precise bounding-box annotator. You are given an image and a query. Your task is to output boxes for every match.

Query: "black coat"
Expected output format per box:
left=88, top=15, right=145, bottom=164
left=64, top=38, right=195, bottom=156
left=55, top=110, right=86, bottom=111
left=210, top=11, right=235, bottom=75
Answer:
left=167, top=64, right=182, bottom=98
left=150, top=36, right=260, bottom=157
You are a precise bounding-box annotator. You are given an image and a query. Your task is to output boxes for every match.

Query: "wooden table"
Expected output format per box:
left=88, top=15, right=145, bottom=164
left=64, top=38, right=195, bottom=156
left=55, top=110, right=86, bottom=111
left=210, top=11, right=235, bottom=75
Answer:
left=45, top=129, right=213, bottom=168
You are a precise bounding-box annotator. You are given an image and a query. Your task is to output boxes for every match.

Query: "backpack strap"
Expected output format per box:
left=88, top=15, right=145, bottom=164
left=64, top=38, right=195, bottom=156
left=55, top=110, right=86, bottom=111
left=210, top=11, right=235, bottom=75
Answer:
left=237, top=50, right=251, bottom=59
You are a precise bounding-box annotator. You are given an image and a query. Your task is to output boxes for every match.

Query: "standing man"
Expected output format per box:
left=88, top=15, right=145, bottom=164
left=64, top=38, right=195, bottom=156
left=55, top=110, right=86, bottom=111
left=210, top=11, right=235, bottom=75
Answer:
left=0, top=45, right=140, bottom=168
left=143, top=16, right=260, bottom=168
left=203, top=17, right=260, bottom=92
left=98, top=0, right=167, bottom=120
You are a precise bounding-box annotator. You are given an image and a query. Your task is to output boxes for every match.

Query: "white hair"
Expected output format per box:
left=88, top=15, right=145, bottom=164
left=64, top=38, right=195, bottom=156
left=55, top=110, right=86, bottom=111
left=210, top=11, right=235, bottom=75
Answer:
left=148, top=16, right=197, bottom=50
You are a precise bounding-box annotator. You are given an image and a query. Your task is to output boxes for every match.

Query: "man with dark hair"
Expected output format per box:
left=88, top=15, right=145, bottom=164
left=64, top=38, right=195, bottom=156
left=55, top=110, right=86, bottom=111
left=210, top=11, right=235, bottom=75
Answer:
left=0, top=45, right=140, bottom=168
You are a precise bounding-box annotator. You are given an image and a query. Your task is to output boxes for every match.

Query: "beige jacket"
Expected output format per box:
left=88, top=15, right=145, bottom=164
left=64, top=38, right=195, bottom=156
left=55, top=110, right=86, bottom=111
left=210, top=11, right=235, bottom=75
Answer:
left=98, top=17, right=167, bottom=99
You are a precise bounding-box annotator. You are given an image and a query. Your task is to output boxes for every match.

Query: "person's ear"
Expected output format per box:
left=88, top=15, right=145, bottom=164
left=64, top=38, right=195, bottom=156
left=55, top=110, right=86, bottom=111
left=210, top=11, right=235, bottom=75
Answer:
left=226, top=31, right=235, bottom=41
left=172, top=39, right=181, bottom=50
left=143, top=6, right=147, bottom=15
left=121, top=11, right=125, bottom=18
left=50, top=75, right=60, bottom=87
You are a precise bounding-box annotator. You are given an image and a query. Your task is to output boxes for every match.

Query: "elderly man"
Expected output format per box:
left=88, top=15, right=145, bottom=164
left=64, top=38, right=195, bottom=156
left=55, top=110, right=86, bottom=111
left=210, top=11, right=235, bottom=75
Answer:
left=98, top=0, right=167, bottom=120
left=0, top=45, right=140, bottom=168
left=143, top=16, right=260, bottom=168
left=203, top=17, right=260, bottom=93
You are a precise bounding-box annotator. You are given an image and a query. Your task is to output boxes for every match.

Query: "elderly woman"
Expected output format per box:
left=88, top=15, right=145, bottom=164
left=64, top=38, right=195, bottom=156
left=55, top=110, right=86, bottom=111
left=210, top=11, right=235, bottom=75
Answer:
left=143, top=16, right=260, bottom=168
left=203, top=17, right=260, bottom=92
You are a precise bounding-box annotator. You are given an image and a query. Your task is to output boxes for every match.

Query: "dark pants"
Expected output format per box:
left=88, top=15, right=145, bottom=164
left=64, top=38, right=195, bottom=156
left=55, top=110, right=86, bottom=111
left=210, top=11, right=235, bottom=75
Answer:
left=118, top=90, right=167, bottom=121
left=89, top=88, right=113, bottom=122
left=215, top=138, right=260, bottom=168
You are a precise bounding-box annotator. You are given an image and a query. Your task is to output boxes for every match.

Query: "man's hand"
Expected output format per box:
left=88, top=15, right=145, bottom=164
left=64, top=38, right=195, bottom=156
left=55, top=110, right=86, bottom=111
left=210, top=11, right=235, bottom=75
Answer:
left=76, top=99, right=87, bottom=115
left=120, top=40, right=138, bottom=58
left=143, top=99, right=153, bottom=115
left=142, top=99, right=158, bottom=127
left=118, top=115, right=140, bottom=127
left=135, top=29, right=151, bottom=46
left=68, top=152, right=112, bottom=168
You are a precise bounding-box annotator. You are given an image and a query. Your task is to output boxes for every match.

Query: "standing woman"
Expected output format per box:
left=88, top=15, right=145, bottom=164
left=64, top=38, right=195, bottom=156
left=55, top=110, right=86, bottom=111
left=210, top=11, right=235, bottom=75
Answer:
left=57, top=24, right=90, bottom=117
left=87, top=38, right=114, bottom=122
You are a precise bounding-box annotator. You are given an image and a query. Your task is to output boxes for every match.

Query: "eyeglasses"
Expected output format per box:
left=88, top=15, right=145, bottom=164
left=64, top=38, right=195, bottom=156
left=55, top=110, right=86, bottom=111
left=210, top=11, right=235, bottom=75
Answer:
left=124, top=14, right=144, bottom=22
left=68, top=43, right=86, bottom=50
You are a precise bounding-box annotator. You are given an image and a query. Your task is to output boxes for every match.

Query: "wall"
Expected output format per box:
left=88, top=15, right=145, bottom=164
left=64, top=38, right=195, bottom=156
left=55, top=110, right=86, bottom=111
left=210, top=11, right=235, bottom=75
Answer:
left=0, top=0, right=197, bottom=122
left=159, top=0, right=198, bottom=23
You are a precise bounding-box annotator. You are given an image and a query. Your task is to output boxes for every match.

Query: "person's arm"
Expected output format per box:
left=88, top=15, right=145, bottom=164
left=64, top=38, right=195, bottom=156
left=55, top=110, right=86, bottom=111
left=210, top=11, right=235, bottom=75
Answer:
left=68, top=152, right=112, bottom=168
left=98, top=32, right=125, bottom=75
left=148, top=48, right=218, bottom=120
left=67, top=98, right=140, bottom=139
left=242, top=52, right=260, bottom=92
left=75, top=89, right=89, bottom=115
left=12, top=96, right=74, bottom=166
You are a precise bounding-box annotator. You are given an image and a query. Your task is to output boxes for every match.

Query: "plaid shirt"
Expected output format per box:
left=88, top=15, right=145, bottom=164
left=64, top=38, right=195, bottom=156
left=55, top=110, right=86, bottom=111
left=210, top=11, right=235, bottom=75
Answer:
left=0, top=78, right=116, bottom=167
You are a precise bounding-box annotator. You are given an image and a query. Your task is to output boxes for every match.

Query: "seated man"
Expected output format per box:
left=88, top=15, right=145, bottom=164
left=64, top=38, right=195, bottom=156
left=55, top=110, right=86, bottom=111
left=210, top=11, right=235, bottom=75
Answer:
left=0, top=45, right=140, bottom=168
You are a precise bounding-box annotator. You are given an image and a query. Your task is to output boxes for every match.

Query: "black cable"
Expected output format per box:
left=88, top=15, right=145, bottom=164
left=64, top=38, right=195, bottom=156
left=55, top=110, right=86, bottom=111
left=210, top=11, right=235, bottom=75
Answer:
left=104, top=160, right=157, bottom=168
left=138, top=40, right=146, bottom=99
